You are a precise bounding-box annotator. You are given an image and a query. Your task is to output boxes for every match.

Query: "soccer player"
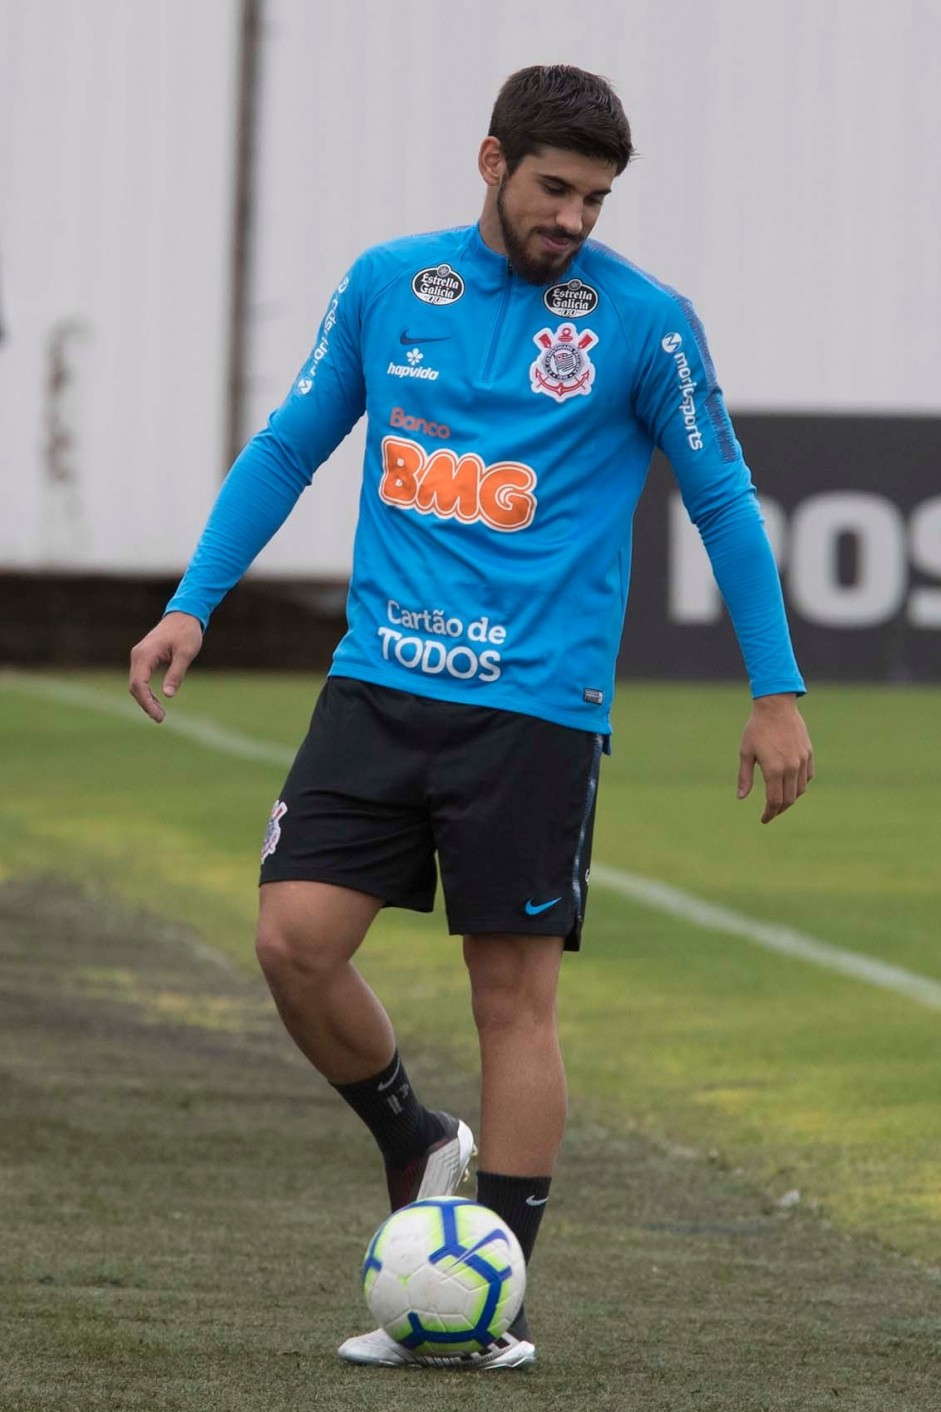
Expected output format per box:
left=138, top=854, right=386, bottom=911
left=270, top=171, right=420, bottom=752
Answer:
left=129, top=65, right=813, bottom=1369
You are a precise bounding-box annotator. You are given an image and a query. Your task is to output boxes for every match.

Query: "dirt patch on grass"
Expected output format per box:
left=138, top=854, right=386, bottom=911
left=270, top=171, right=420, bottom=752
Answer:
left=1, top=878, right=939, bottom=1412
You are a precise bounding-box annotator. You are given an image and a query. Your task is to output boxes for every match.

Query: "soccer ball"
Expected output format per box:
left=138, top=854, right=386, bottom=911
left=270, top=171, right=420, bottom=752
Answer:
left=361, top=1196, right=526, bottom=1357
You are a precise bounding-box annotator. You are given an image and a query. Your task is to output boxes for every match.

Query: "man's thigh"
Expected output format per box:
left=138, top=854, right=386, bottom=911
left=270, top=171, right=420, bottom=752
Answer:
left=258, top=879, right=384, bottom=962
left=462, top=931, right=565, bottom=1015
left=258, top=677, right=437, bottom=911
left=432, top=713, right=604, bottom=952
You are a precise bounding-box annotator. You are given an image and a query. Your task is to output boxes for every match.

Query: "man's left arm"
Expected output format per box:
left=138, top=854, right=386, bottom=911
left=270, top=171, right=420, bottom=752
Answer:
left=737, top=691, right=814, bottom=824
left=633, top=293, right=813, bottom=822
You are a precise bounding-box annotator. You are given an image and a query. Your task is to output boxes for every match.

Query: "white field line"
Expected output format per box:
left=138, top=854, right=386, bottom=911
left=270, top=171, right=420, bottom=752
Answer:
left=5, top=671, right=941, bottom=1013
left=0, top=671, right=294, bottom=767
left=590, top=864, right=941, bottom=1012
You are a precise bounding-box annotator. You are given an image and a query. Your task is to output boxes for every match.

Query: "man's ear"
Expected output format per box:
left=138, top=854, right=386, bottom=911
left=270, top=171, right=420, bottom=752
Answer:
left=478, top=136, right=507, bottom=188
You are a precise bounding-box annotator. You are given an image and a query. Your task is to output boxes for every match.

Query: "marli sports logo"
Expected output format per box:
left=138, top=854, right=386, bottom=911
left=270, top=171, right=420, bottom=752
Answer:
left=379, top=436, right=537, bottom=532
left=411, top=263, right=465, bottom=305
left=660, top=331, right=704, bottom=451
left=530, top=323, right=599, bottom=400
left=295, top=273, right=350, bottom=395
left=543, top=278, right=599, bottom=318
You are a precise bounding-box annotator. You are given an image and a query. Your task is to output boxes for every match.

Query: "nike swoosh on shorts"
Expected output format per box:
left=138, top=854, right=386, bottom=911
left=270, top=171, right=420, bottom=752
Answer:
left=524, top=898, right=562, bottom=916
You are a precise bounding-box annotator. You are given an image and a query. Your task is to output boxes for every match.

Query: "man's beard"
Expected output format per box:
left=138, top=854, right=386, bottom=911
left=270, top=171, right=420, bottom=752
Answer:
left=496, top=183, right=582, bottom=285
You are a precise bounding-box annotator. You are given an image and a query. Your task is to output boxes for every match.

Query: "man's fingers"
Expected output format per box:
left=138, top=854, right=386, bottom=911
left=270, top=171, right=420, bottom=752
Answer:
left=139, top=689, right=166, bottom=724
left=761, top=762, right=807, bottom=823
left=737, top=752, right=755, bottom=800
left=128, top=657, right=167, bottom=723
left=162, top=647, right=195, bottom=698
left=783, top=765, right=800, bottom=809
left=741, top=697, right=814, bottom=824
left=128, top=615, right=203, bottom=722
left=760, top=773, right=785, bottom=824
left=129, top=642, right=178, bottom=722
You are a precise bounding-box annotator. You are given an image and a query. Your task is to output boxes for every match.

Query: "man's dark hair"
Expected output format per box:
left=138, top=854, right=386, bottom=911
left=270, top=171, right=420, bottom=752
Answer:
left=489, top=65, right=633, bottom=176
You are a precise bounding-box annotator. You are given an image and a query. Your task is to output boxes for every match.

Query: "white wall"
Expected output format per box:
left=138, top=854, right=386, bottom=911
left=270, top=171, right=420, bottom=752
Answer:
left=246, top=0, right=941, bottom=576
left=0, top=0, right=239, bottom=571
left=2, top=0, right=939, bottom=576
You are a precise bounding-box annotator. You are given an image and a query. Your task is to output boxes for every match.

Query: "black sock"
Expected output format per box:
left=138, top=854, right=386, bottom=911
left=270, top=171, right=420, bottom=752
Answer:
left=476, top=1170, right=552, bottom=1343
left=331, top=1050, right=445, bottom=1167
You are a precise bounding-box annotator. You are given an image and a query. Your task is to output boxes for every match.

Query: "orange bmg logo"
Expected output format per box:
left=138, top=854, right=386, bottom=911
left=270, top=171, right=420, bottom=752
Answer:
left=379, top=436, right=537, bottom=532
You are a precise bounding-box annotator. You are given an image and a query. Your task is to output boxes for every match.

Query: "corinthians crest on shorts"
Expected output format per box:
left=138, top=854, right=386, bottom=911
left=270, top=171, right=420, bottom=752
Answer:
left=529, top=323, right=599, bottom=401
left=261, top=799, right=288, bottom=861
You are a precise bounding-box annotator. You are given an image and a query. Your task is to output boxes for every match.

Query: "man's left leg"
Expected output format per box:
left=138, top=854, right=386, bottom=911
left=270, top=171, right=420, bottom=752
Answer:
left=463, top=931, right=565, bottom=1364
left=338, top=932, right=561, bottom=1370
left=339, top=701, right=595, bottom=1368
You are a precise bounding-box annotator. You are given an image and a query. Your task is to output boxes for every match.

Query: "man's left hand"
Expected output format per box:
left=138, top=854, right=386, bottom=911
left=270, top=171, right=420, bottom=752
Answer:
left=737, top=694, right=814, bottom=824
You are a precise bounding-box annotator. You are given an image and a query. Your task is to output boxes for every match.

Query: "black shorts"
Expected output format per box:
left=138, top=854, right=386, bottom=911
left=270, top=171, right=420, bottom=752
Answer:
left=259, top=676, right=604, bottom=951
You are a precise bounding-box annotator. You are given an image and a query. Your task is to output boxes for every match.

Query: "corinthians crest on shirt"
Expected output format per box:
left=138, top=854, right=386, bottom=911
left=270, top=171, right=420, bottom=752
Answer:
left=530, top=323, right=599, bottom=401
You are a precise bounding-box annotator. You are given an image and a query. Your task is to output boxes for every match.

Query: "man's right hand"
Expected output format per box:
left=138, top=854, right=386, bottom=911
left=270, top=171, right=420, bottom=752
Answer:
left=128, top=612, right=204, bottom=723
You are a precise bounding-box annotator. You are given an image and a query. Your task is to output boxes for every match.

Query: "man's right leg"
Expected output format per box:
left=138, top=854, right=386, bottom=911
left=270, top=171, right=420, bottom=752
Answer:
left=256, top=879, right=390, bottom=1082
left=256, top=879, right=473, bottom=1208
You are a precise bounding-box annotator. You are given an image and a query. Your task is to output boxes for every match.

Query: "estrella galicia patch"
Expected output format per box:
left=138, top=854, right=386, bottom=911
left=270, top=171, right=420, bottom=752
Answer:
left=530, top=323, right=599, bottom=401
left=543, top=278, right=599, bottom=318
left=411, top=264, right=465, bottom=306
left=261, top=799, right=288, bottom=862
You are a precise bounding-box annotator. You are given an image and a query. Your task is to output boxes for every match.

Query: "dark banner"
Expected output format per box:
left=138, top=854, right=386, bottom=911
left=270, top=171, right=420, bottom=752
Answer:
left=618, top=414, right=941, bottom=683
left=5, top=415, right=938, bottom=681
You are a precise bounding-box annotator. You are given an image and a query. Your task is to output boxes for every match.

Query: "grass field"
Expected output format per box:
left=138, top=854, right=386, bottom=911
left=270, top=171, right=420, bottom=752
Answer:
left=2, top=670, right=940, bottom=1409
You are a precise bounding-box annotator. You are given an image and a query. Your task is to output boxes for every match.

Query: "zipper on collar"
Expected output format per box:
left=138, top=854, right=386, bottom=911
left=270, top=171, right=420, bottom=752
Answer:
left=477, top=264, right=513, bottom=387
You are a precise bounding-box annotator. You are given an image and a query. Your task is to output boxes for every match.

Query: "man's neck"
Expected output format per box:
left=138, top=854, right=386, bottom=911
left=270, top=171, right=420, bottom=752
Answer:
left=477, top=197, right=507, bottom=257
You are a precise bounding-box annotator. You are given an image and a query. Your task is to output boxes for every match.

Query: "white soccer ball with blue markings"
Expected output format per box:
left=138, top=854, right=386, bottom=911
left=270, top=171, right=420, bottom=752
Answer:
left=362, top=1196, right=526, bottom=1357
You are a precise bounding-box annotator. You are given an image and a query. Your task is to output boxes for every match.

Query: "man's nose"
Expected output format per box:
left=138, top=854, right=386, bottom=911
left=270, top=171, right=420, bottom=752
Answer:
left=554, top=198, right=584, bottom=237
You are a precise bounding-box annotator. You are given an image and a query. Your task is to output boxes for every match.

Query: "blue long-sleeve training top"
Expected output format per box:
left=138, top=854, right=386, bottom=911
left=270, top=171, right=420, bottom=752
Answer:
left=167, top=224, right=805, bottom=734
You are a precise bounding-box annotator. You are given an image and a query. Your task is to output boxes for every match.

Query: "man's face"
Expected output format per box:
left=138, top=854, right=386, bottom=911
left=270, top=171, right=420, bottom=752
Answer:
left=494, top=146, right=617, bottom=284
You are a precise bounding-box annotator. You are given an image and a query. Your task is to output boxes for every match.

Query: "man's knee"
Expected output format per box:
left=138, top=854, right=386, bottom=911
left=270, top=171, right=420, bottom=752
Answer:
left=255, top=881, right=380, bottom=982
left=255, top=910, right=333, bottom=984
left=463, top=933, right=563, bottom=1034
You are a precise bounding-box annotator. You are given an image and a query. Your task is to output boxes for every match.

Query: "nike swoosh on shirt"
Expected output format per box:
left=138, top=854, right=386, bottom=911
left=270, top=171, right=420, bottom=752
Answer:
left=524, top=897, right=562, bottom=916
left=400, top=330, right=452, bottom=344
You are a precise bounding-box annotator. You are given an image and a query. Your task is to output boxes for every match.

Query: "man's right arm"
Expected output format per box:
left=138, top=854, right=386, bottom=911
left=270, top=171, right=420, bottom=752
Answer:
left=129, top=266, right=367, bottom=721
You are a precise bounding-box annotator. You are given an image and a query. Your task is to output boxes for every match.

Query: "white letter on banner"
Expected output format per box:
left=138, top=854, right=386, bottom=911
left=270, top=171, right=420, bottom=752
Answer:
left=789, top=493, right=905, bottom=627
left=908, top=498, right=941, bottom=627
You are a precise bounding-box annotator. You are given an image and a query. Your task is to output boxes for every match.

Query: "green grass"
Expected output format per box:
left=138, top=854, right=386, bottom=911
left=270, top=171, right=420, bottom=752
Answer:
left=1, top=671, right=939, bottom=1260
left=3, top=876, right=941, bottom=1412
